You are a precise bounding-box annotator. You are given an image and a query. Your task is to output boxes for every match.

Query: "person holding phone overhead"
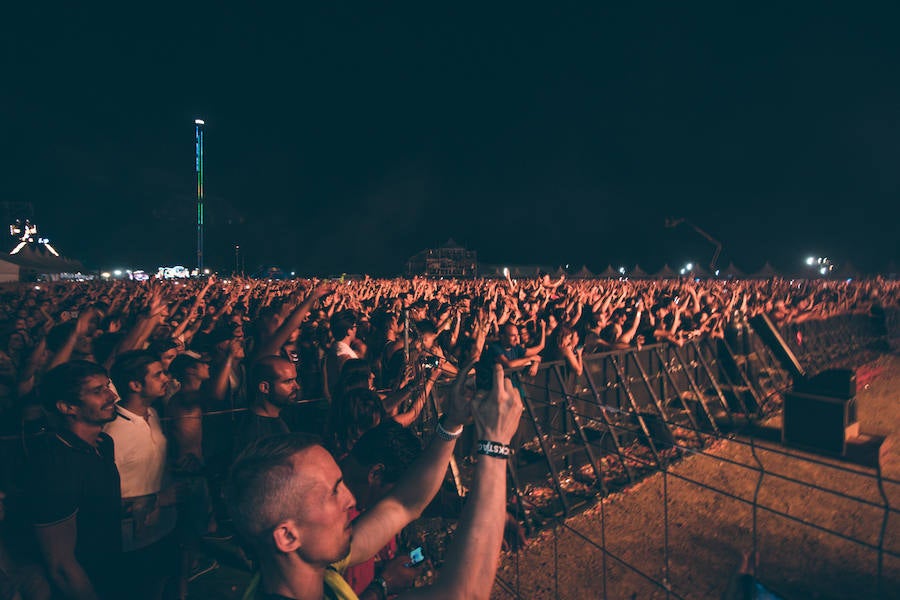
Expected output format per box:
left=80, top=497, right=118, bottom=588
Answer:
left=227, top=361, right=522, bottom=599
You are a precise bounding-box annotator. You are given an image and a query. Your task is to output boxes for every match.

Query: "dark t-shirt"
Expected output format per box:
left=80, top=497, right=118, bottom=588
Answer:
left=233, top=412, right=290, bottom=457
left=599, top=323, right=619, bottom=345
left=26, top=429, right=122, bottom=595
left=475, top=342, right=526, bottom=390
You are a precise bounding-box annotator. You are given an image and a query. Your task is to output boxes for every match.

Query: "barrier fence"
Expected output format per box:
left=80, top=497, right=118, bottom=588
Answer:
left=418, top=309, right=899, bottom=598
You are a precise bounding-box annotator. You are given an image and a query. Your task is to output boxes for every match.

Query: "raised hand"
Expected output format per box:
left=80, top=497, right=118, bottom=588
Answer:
left=471, top=363, right=523, bottom=446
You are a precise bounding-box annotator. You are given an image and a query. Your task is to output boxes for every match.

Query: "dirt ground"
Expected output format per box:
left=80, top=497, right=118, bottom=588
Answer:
left=491, top=353, right=900, bottom=599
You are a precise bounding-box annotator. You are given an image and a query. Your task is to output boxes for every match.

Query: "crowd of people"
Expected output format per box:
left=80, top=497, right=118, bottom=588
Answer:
left=0, top=273, right=896, bottom=599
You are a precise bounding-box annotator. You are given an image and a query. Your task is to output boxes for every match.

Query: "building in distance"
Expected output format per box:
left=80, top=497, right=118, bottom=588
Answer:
left=406, top=238, right=478, bottom=278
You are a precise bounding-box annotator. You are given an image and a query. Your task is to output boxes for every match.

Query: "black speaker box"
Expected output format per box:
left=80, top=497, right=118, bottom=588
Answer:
left=794, top=368, right=856, bottom=399
left=782, top=390, right=858, bottom=455
left=747, top=313, right=806, bottom=379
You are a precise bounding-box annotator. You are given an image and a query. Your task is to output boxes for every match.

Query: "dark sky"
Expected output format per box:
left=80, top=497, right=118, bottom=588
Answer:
left=3, top=4, right=900, bottom=275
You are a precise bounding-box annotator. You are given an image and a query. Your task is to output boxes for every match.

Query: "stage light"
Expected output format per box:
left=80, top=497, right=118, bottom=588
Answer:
left=618, top=267, right=626, bottom=274
left=113, top=270, right=123, bottom=276
left=806, top=257, right=815, bottom=266
left=819, top=267, right=827, bottom=275
left=686, top=262, right=693, bottom=271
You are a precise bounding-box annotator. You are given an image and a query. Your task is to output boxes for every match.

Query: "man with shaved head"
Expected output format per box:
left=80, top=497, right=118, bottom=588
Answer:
left=234, top=355, right=302, bottom=456
left=228, top=363, right=523, bottom=599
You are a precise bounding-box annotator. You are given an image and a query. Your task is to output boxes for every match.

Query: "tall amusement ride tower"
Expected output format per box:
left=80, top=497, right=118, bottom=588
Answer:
left=195, top=118, right=205, bottom=272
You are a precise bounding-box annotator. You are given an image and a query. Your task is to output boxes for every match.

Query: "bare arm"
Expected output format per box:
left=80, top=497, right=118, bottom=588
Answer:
left=391, top=367, right=440, bottom=428
left=400, top=364, right=523, bottom=599
left=208, top=351, right=237, bottom=402
left=524, top=321, right=546, bottom=357
left=252, top=284, right=329, bottom=361
left=618, top=306, right=643, bottom=345
left=171, top=279, right=213, bottom=340
left=34, top=516, right=100, bottom=600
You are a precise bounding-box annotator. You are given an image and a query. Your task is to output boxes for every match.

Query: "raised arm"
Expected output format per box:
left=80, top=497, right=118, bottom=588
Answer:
left=251, top=284, right=330, bottom=361
left=618, top=302, right=643, bottom=345
left=401, top=363, right=523, bottom=599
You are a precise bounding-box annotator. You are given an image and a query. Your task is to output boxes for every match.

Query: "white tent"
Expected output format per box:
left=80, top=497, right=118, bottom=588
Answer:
left=0, top=259, right=19, bottom=283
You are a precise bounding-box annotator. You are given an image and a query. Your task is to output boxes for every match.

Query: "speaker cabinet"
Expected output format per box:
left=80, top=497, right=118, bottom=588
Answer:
left=782, top=390, right=858, bottom=455
left=748, top=313, right=806, bottom=379
left=794, top=368, right=856, bottom=399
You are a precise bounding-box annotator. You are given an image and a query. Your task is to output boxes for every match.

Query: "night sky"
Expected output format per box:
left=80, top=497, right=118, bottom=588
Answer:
left=3, top=4, right=900, bottom=276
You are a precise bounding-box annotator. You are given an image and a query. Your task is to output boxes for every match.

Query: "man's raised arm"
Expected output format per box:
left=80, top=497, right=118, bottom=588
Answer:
left=403, top=363, right=523, bottom=599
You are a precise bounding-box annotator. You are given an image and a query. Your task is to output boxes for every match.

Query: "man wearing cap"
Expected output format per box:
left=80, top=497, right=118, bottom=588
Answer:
left=167, top=351, right=213, bottom=474
left=167, top=350, right=223, bottom=583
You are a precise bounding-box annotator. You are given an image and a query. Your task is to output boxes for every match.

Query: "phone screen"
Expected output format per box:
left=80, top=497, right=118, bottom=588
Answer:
left=408, top=546, right=425, bottom=566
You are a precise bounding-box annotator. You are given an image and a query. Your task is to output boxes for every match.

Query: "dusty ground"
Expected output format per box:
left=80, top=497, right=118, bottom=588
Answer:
left=491, top=353, right=900, bottom=599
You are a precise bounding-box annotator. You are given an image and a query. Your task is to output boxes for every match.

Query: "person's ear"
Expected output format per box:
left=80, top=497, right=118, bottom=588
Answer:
left=271, top=520, right=302, bottom=554
left=56, top=400, right=79, bottom=417
left=258, top=381, right=270, bottom=395
left=368, top=463, right=386, bottom=487
left=128, top=380, right=143, bottom=394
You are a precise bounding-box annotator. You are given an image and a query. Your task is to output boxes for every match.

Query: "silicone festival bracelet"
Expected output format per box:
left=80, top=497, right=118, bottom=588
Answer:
left=477, top=439, right=511, bottom=459
left=436, top=414, right=464, bottom=441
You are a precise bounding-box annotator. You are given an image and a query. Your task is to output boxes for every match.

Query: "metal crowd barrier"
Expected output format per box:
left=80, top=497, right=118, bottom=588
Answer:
left=422, top=317, right=895, bottom=599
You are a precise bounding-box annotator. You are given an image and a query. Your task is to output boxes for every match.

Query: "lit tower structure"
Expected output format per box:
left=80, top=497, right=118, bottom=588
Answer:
left=195, top=118, right=205, bottom=273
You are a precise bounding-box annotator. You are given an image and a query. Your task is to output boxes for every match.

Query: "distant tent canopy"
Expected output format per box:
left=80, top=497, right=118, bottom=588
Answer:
left=598, top=265, right=619, bottom=278
left=750, top=261, right=779, bottom=279
left=689, top=264, right=711, bottom=278
left=0, top=259, right=19, bottom=283
left=3, top=245, right=84, bottom=281
left=651, top=264, right=677, bottom=279
left=572, top=265, right=594, bottom=279
left=630, top=264, right=648, bottom=278
left=720, top=261, right=745, bottom=278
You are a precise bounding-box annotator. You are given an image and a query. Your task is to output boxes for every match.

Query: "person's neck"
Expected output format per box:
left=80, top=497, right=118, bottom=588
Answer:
left=259, top=553, right=325, bottom=600
left=68, top=421, right=104, bottom=447
left=181, top=377, right=203, bottom=393
left=120, top=396, right=151, bottom=418
left=253, top=400, right=282, bottom=419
